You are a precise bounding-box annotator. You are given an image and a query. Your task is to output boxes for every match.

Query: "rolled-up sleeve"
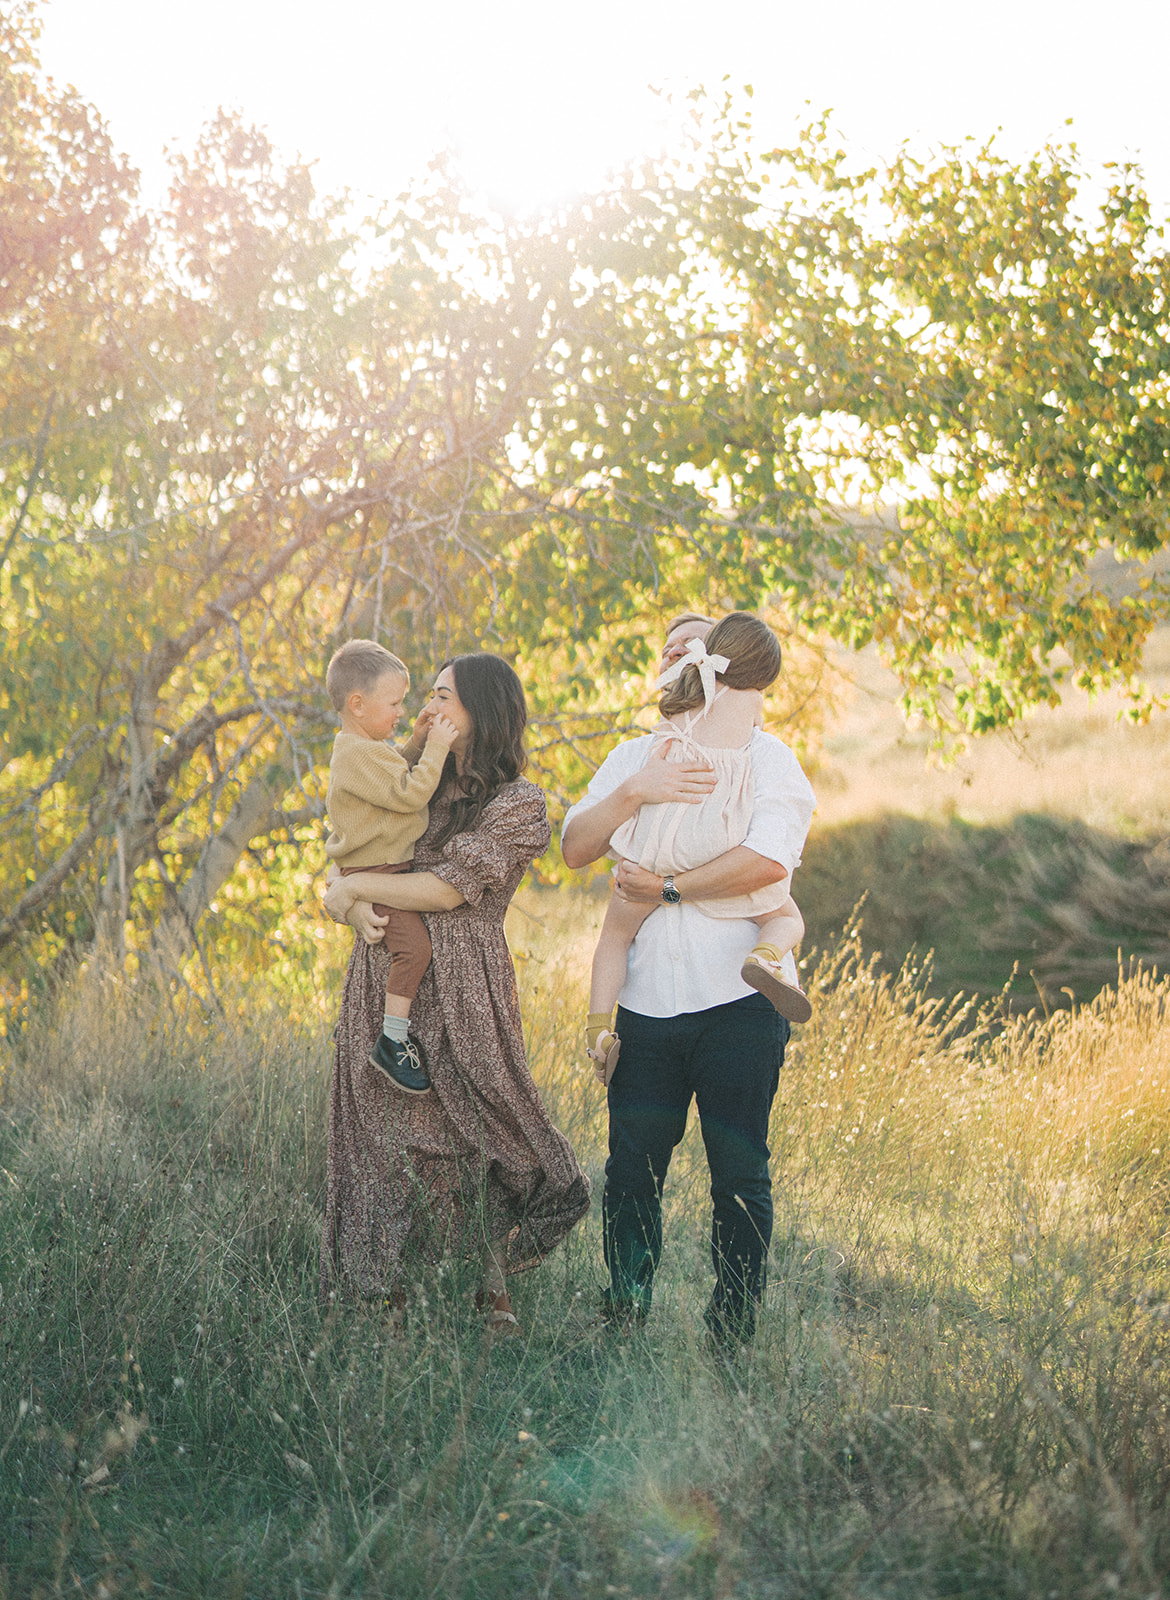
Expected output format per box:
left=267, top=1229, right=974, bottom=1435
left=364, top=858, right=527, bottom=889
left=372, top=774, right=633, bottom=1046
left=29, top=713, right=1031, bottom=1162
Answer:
left=741, top=732, right=817, bottom=875
left=559, top=737, right=654, bottom=850
left=429, top=784, right=552, bottom=906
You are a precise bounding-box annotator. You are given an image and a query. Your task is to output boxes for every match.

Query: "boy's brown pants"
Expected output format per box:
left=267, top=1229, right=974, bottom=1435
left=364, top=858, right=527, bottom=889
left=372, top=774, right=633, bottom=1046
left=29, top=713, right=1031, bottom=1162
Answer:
left=340, top=862, right=432, bottom=1001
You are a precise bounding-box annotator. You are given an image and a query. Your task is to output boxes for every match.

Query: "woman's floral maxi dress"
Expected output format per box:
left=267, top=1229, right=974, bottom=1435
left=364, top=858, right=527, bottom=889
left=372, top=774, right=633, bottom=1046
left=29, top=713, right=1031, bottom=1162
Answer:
left=320, top=777, right=590, bottom=1299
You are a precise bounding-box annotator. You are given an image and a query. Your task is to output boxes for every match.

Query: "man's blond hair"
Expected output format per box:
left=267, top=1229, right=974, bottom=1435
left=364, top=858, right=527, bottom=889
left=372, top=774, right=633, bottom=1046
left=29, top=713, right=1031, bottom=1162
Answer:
left=664, top=610, right=716, bottom=636
left=659, top=612, right=782, bottom=717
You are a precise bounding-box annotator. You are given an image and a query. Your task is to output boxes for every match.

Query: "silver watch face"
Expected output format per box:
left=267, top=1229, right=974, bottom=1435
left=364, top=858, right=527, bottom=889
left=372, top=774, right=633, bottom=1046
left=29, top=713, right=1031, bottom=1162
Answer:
left=662, top=878, right=681, bottom=904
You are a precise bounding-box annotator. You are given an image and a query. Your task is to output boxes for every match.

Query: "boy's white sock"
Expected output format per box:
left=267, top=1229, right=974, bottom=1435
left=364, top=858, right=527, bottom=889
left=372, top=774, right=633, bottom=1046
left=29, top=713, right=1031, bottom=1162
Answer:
left=383, top=1013, right=410, bottom=1042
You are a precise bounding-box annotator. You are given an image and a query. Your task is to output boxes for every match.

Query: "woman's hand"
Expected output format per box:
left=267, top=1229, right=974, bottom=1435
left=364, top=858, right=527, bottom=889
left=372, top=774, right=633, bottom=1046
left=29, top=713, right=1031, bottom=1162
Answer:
left=322, top=873, right=357, bottom=925
left=630, top=741, right=715, bottom=806
left=349, top=900, right=390, bottom=945
left=323, top=873, right=391, bottom=942
left=325, top=866, right=465, bottom=917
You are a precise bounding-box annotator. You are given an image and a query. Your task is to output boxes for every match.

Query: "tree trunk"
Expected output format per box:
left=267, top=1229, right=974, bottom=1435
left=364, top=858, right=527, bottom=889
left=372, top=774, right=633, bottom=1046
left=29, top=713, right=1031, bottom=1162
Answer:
left=148, top=763, right=299, bottom=960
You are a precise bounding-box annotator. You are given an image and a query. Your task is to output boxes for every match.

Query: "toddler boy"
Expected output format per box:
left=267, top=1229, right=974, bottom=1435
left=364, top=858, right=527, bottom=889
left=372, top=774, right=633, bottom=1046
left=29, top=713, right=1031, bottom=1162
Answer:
left=325, top=640, right=458, bottom=1094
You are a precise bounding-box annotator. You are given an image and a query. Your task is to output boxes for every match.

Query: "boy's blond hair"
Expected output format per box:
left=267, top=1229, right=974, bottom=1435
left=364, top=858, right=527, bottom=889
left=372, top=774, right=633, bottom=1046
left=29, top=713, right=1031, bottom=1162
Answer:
left=326, top=639, right=409, bottom=713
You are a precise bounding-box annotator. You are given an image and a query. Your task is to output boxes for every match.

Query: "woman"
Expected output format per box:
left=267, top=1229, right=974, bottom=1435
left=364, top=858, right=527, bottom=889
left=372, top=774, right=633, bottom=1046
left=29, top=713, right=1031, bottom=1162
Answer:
left=321, top=653, right=590, bottom=1335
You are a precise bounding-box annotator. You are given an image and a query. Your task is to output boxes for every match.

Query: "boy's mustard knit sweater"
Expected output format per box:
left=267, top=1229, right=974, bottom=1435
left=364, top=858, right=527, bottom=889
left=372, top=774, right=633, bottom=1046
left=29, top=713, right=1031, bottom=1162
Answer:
left=325, top=729, right=449, bottom=870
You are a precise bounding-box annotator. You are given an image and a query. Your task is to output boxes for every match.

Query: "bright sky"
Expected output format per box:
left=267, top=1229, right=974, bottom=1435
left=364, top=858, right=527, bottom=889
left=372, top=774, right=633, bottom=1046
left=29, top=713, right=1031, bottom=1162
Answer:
left=35, top=0, right=1170, bottom=212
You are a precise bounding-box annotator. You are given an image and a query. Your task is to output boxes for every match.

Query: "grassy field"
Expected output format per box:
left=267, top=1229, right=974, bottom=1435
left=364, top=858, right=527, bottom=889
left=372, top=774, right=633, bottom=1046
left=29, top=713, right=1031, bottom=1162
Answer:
left=3, top=622, right=1170, bottom=1598
left=2, top=889, right=1170, bottom=1599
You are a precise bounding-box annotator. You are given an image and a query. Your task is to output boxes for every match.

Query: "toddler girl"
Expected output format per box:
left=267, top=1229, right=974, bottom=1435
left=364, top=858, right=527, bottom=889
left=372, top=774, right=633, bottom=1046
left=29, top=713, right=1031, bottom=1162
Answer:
left=586, top=612, right=810, bottom=1082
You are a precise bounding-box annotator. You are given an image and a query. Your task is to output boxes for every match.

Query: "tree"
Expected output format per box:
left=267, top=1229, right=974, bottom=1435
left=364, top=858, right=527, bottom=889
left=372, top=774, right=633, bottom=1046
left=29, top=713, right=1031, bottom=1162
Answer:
left=6, top=15, right=1170, bottom=994
left=0, top=16, right=566, bottom=971
left=0, top=10, right=737, bottom=981
left=610, top=99, right=1170, bottom=734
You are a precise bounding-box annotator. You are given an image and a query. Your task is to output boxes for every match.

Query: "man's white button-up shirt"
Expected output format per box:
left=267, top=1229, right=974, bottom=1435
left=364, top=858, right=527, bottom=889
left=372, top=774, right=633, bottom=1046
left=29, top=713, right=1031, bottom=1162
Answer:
left=561, top=729, right=817, bottom=1019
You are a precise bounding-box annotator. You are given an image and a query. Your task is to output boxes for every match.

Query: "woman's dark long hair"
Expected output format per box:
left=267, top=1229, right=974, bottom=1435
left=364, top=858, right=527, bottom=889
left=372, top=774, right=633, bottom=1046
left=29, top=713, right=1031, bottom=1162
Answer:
left=430, top=654, right=528, bottom=847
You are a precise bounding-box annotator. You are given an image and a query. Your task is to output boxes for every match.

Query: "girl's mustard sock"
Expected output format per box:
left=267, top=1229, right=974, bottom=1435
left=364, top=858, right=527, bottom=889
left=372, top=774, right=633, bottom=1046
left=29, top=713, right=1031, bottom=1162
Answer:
left=586, top=1012, right=614, bottom=1052
left=749, top=943, right=788, bottom=966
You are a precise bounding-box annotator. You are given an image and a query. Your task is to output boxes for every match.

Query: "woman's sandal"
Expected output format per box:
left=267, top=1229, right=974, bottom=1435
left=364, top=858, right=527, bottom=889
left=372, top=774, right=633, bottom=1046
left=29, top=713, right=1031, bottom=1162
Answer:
left=475, top=1289, right=521, bottom=1338
left=586, top=1030, right=621, bottom=1087
left=740, top=954, right=813, bottom=1024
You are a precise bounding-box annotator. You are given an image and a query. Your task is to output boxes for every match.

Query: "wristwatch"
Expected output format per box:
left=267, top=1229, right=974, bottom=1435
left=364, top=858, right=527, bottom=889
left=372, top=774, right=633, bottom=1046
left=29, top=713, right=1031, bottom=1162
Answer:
left=661, top=874, right=682, bottom=905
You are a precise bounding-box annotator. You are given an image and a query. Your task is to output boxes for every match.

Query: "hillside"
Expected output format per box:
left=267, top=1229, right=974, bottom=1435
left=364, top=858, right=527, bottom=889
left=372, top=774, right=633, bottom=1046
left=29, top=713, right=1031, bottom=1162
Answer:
left=798, top=597, right=1170, bottom=1006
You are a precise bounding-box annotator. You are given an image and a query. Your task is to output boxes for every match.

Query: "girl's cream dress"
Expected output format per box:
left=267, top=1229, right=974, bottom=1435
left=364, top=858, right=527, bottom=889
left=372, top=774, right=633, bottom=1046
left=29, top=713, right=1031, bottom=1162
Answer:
left=608, top=687, right=791, bottom=921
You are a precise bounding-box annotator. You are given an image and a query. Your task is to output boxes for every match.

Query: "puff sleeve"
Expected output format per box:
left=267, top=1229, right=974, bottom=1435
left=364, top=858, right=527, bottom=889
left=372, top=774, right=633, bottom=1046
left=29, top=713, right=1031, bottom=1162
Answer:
left=425, top=781, right=551, bottom=907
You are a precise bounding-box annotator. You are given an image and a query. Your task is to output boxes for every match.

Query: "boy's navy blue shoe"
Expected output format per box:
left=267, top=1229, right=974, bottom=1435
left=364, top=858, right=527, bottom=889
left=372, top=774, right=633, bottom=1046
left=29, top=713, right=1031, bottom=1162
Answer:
left=368, top=1033, right=432, bottom=1094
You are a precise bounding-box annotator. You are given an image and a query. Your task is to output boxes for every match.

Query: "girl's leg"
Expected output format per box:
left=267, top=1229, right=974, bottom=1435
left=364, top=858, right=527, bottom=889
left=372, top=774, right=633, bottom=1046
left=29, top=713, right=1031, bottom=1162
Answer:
left=590, top=892, right=660, bottom=1020
left=753, top=896, right=805, bottom=962
left=741, top=894, right=812, bottom=1023
left=587, top=890, right=659, bottom=1082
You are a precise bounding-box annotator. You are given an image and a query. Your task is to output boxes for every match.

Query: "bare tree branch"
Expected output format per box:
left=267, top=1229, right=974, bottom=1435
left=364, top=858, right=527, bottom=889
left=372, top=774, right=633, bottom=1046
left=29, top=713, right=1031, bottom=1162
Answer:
left=0, top=390, right=55, bottom=570
left=0, top=810, right=107, bottom=951
left=0, top=723, right=107, bottom=824
left=148, top=762, right=294, bottom=957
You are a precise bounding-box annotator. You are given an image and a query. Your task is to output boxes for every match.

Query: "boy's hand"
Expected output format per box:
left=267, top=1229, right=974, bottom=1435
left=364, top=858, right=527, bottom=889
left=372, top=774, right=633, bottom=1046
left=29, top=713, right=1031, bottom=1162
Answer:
left=409, top=705, right=435, bottom=746
left=425, top=711, right=461, bottom=748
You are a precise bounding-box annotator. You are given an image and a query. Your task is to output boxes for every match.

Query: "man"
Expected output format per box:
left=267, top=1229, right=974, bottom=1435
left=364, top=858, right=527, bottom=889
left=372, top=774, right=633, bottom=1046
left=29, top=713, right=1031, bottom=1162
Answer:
left=658, top=611, right=716, bottom=670
left=561, top=615, right=816, bottom=1346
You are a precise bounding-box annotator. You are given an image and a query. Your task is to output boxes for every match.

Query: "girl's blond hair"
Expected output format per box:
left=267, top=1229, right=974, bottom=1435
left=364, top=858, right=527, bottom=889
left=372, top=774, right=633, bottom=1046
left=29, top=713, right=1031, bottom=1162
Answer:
left=658, top=612, right=782, bottom=718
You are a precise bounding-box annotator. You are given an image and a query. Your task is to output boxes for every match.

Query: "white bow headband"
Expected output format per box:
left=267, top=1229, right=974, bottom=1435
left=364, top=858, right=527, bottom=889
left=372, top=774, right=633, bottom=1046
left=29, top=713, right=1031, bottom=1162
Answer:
left=655, top=636, right=731, bottom=711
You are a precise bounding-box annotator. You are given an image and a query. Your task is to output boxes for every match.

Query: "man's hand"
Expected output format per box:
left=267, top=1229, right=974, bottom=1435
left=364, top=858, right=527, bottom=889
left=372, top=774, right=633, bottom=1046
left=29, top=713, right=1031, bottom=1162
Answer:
left=612, top=860, right=667, bottom=903
left=561, top=742, right=716, bottom=871
left=631, top=741, right=715, bottom=806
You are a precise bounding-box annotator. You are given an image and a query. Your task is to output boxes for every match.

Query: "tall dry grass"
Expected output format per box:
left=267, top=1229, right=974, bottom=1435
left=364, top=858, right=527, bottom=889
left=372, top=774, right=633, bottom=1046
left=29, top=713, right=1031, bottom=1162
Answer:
left=2, top=897, right=1169, bottom=1598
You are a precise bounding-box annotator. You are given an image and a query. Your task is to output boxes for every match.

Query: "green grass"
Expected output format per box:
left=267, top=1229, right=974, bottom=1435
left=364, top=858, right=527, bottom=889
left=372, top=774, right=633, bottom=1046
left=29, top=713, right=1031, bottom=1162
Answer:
left=2, top=906, right=1170, bottom=1599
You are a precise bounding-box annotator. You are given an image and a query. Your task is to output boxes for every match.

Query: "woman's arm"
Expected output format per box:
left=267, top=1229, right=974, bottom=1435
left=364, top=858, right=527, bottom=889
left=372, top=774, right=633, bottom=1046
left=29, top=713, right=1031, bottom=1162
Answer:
left=561, top=744, right=716, bottom=869
left=323, top=868, right=465, bottom=925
